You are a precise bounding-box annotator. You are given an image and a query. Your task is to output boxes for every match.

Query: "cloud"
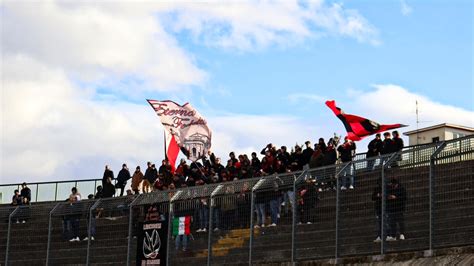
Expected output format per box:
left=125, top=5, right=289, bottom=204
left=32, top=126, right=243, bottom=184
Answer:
left=2, top=1, right=206, bottom=92
left=1, top=55, right=165, bottom=183
left=400, top=0, right=413, bottom=16
left=287, top=93, right=326, bottom=104
left=0, top=55, right=325, bottom=184
left=1, top=0, right=381, bottom=184
left=168, top=1, right=380, bottom=50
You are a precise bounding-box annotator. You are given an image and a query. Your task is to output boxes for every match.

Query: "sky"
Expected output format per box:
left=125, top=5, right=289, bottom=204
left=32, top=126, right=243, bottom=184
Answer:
left=1, top=0, right=473, bottom=185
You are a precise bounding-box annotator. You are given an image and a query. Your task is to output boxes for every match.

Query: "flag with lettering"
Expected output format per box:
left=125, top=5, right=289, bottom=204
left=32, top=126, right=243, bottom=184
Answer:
left=325, top=100, right=407, bottom=141
left=147, top=100, right=212, bottom=168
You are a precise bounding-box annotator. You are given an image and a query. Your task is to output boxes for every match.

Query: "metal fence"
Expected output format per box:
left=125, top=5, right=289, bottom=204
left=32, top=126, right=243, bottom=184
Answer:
left=2, top=135, right=474, bottom=265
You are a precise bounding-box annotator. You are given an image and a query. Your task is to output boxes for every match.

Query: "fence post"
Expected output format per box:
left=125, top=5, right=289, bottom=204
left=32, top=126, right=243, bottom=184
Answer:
left=126, top=194, right=142, bottom=266
left=335, top=169, right=340, bottom=261
left=380, top=158, right=386, bottom=255
left=248, top=190, right=255, bottom=266
left=428, top=141, right=447, bottom=255
left=35, top=184, right=39, bottom=202
left=291, top=171, right=307, bottom=264
left=55, top=183, right=58, bottom=201
left=207, top=196, right=213, bottom=266
left=291, top=174, right=297, bottom=264
left=87, top=199, right=102, bottom=266
left=380, top=153, right=396, bottom=255
left=166, top=201, right=173, bottom=266
left=46, top=203, right=61, bottom=265
left=249, top=178, right=266, bottom=265
left=5, top=206, right=19, bottom=266
left=334, top=162, right=351, bottom=262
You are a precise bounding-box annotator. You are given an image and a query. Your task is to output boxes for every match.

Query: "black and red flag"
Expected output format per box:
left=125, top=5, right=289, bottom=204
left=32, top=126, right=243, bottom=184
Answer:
left=326, top=100, right=407, bottom=141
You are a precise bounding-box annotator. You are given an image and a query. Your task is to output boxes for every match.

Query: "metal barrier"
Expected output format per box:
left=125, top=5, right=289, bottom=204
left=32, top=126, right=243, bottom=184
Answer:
left=46, top=199, right=96, bottom=265
left=2, top=135, right=474, bottom=265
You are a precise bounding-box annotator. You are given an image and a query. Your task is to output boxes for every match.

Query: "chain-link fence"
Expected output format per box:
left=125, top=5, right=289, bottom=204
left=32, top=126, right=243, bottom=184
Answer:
left=46, top=199, right=96, bottom=265
left=2, top=135, right=474, bottom=265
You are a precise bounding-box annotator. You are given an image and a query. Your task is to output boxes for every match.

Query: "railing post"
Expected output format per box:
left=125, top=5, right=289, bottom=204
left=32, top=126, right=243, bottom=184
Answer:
left=335, top=170, right=340, bottom=261
left=248, top=190, right=255, bottom=266
left=381, top=159, right=385, bottom=255
left=35, top=184, right=39, bottom=202
left=87, top=199, right=102, bottom=266
left=166, top=201, right=173, bottom=266
left=207, top=196, right=213, bottom=266
left=46, top=203, right=61, bottom=265
left=291, top=172, right=306, bottom=264
left=55, top=183, right=58, bottom=201
left=334, top=163, right=350, bottom=262
left=126, top=195, right=142, bottom=266
left=380, top=153, right=396, bottom=256
left=291, top=174, right=297, bottom=264
left=428, top=141, right=447, bottom=255
left=5, top=206, right=19, bottom=266
left=249, top=178, right=266, bottom=265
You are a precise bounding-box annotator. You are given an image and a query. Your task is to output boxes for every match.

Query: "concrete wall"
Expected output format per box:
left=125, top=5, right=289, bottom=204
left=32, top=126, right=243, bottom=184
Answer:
left=408, top=128, right=447, bottom=146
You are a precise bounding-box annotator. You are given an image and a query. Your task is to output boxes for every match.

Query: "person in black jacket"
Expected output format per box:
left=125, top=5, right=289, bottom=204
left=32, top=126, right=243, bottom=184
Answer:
left=381, top=132, right=394, bottom=155
left=116, top=164, right=131, bottom=196
left=102, top=177, right=116, bottom=198
left=392, top=131, right=404, bottom=167
left=367, top=134, right=383, bottom=170
left=145, top=163, right=158, bottom=190
left=372, top=182, right=383, bottom=242
left=386, top=178, right=407, bottom=241
left=302, top=141, right=314, bottom=168
left=102, top=165, right=114, bottom=187
left=299, top=179, right=319, bottom=224
left=324, top=139, right=337, bottom=165
left=337, top=137, right=356, bottom=190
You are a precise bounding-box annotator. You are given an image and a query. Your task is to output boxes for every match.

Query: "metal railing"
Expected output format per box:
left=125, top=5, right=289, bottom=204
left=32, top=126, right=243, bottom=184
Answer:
left=1, top=134, right=473, bottom=265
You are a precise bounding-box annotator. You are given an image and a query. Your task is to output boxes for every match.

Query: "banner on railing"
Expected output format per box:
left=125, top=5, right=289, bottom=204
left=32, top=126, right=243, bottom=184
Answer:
left=136, top=221, right=168, bottom=265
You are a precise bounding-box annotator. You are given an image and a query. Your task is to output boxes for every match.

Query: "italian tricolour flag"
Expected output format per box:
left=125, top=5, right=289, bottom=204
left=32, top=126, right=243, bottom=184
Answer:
left=173, top=216, right=191, bottom=236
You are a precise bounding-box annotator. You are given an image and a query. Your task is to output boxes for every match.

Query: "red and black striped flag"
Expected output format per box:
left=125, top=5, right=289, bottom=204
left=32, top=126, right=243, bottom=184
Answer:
left=326, top=100, right=407, bottom=141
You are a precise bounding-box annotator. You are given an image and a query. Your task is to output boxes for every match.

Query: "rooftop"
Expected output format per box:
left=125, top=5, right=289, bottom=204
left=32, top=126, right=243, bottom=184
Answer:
left=404, top=123, right=474, bottom=136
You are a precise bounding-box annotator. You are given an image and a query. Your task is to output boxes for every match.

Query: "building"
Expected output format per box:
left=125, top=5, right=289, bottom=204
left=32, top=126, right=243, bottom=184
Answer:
left=404, top=123, right=474, bottom=146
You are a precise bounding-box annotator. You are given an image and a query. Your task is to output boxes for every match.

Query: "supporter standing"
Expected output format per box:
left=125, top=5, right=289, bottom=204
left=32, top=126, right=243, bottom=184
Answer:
left=102, top=165, right=114, bottom=187
left=392, top=131, right=404, bottom=167
left=299, top=179, right=319, bottom=224
left=367, top=134, right=383, bottom=170
left=337, top=137, right=357, bottom=190
left=144, top=163, right=158, bottom=192
left=386, top=178, right=407, bottom=241
left=102, top=177, right=116, bottom=198
left=20, top=182, right=31, bottom=204
left=116, top=164, right=131, bottom=196
left=68, top=187, right=82, bottom=242
left=302, top=141, right=314, bottom=168
left=372, top=182, right=383, bottom=242
left=131, top=166, right=144, bottom=194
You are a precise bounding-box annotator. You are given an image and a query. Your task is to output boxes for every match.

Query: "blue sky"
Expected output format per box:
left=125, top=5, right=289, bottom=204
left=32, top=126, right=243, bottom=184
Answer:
left=1, top=0, right=473, bottom=185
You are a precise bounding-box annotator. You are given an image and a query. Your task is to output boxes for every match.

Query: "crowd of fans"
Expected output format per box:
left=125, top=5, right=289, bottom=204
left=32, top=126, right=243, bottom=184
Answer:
left=99, top=130, right=403, bottom=195
left=10, top=130, right=405, bottom=245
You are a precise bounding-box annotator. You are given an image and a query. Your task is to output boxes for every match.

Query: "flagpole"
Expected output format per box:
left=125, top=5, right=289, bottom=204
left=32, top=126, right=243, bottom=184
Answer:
left=164, top=130, right=168, bottom=161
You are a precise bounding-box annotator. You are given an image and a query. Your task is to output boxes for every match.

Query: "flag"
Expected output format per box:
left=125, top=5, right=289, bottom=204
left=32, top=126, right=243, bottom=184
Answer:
left=147, top=100, right=212, bottom=169
left=325, top=100, right=407, bottom=141
left=172, top=216, right=191, bottom=236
